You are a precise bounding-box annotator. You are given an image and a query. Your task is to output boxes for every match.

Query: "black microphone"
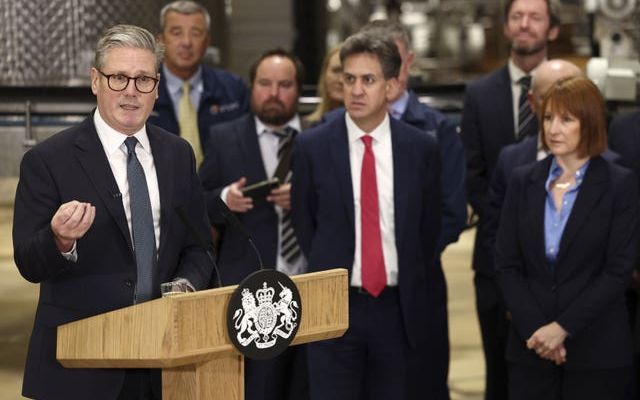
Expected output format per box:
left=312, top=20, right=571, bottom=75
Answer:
left=110, top=190, right=122, bottom=199
left=175, top=206, right=223, bottom=288
left=215, top=196, right=264, bottom=270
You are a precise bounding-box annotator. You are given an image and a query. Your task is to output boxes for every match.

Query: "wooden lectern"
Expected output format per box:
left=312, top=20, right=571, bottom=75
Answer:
left=56, top=269, right=348, bottom=400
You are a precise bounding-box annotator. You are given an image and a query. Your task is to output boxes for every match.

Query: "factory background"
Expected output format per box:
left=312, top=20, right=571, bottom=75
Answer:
left=0, top=0, right=638, bottom=398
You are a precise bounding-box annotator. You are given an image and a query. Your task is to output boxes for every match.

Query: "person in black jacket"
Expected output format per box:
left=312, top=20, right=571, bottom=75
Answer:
left=496, top=76, right=637, bottom=400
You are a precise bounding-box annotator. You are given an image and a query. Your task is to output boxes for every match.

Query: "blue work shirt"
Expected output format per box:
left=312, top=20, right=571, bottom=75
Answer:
left=544, top=157, right=590, bottom=265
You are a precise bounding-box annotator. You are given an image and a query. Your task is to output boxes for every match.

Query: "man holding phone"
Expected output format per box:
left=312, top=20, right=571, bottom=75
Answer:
left=198, top=48, right=308, bottom=400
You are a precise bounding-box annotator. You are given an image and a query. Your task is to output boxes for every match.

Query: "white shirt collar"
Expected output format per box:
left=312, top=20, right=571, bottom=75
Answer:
left=345, top=112, right=391, bottom=145
left=93, top=107, right=151, bottom=156
left=508, top=58, right=544, bottom=84
left=254, top=114, right=302, bottom=136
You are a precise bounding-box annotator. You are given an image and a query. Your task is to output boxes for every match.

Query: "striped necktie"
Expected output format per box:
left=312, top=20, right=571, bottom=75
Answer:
left=273, top=127, right=301, bottom=266
left=178, top=82, right=203, bottom=167
left=517, top=75, right=535, bottom=140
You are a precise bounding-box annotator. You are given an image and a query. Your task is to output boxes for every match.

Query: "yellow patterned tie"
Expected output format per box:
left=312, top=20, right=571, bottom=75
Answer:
left=178, top=82, right=203, bottom=168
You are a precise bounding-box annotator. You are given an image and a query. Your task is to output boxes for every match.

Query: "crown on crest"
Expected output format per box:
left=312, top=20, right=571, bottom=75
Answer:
left=256, top=282, right=275, bottom=304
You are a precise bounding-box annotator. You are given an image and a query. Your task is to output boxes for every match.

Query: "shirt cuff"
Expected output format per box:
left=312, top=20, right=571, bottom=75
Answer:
left=61, top=241, right=78, bottom=263
left=173, top=277, right=196, bottom=292
left=220, top=186, right=230, bottom=205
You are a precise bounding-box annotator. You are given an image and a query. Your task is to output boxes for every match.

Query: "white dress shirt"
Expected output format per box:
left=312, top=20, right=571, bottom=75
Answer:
left=345, top=112, right=399, bottom=287
left=508, top=59, right=542, bottom=136
left=94, top=108, right=161, bottom=249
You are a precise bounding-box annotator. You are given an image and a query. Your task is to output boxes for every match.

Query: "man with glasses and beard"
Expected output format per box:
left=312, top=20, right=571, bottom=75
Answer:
left=198, top=48, right=309, bottom=400
left=460, top=1, right=560, bottom=399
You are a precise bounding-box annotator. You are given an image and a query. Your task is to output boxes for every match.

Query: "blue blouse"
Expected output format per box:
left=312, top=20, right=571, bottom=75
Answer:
left=544, top=157, right=590, bottom=266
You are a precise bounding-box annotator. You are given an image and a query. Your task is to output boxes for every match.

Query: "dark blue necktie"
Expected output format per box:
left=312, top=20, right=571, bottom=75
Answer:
left=124, top=137, right=156, bottom=303
left=517, top=75, right=536, bottom=140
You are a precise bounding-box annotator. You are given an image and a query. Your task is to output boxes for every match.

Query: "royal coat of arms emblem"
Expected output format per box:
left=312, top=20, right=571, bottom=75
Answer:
left=227, top=270, right=302, bottom=360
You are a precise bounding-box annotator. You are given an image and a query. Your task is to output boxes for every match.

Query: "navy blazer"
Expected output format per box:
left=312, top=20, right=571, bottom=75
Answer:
left=495, top=156, right=637, bottom=369
left=401, top=91, right=467, bottom=252
left=13, top=117, right=212, bottom=400
left=609, top=111, right=640, bottom=188
left=198, top=114, right=280, bottom=285
left=461, top=66, right=538, bottom=276
left=149, top=65, right=250, bottom=152
left=291, top=112, right=442, bottom=348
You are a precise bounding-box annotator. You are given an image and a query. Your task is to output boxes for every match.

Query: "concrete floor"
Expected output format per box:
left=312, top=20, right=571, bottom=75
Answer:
left=0, top=196, right=485, bottom=399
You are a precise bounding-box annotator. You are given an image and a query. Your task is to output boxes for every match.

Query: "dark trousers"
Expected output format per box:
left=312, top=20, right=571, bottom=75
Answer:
left=509, top=363, right=634, bottom=400
left=245, top=345, right=309, bottom=400
left=307, top=287, right=427, bottom=400
left=474, top=273, right=509, bottom=400
left=117, top=369, right=159, bottom=400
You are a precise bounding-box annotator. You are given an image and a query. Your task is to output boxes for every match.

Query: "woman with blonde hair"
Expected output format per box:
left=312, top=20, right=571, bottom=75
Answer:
left=305, top=46, right=343, bottom=123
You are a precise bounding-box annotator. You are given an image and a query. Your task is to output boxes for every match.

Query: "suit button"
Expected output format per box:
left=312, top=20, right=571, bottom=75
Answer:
left=124, top=279, right=133, bottom=287
left=551, top=285, right=557, bottom=293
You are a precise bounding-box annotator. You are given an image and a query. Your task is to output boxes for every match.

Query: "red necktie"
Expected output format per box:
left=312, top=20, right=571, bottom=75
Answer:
left=360, top=135, right=387, bottom=297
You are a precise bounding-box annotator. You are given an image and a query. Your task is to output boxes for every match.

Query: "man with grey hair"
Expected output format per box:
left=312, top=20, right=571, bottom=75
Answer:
left=292, top=31, right=442, bottom=399
left=150, top=0, right=249, bottom=167
left=13, top=24, right=212, bottom=400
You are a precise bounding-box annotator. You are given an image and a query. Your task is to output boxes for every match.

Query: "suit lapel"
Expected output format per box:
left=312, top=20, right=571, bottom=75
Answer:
left=74, top=117, right=132, bottom=251
left=329, top=116, right=355, bottom=227
left=526, top=158, right=550, bottom=271
left=391, top=119, right=409, bottom=246
left=556, top=157, right=607, bottom=264
left=147, top=125, right=173, bottom=258
left=239, top=115, right=269, bottom=182
left=495, top=67, right=516, bottom=142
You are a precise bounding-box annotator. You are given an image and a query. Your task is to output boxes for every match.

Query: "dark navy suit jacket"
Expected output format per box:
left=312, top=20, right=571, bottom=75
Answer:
left=291, top=112, right=442, bottom=349
left=198, top=114, right=280, bottom=285
left=495, top=156, right=637, bottom=369
left=609, top=111, right=640, bottom=188
left=401, top=91, right=467, bottom=252
left=149, top=65, right=250, bottom=153
left=13, top=117, right=212, bottom=399
left=461, top=66, right=538, bottom=276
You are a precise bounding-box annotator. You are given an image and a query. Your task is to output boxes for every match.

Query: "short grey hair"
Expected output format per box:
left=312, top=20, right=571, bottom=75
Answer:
left=340, top=32, right=401, bottom=80
left=360, top=19, right=412, bottom=50
left=94, top=24, right=164, bottom=71
left=160, top=1, right=211, bottom=31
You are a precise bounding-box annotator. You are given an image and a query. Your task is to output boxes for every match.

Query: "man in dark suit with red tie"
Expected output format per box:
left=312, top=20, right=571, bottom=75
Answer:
left=291, top=32, right=442, bottom=399
left=12, top=25, right=212, bottom=400
left=460, top=1, right=560, bottom=398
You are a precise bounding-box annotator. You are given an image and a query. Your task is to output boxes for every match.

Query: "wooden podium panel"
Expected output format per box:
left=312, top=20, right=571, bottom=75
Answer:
left=56, top=268, right=348, bottom=400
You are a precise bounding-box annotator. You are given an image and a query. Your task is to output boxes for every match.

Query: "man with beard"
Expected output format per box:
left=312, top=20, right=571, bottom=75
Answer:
left=150, top=1, right=249, bottom=168
left=460, top=1, right=559, bottom=399
left=198, top=48, right=308, bottom=400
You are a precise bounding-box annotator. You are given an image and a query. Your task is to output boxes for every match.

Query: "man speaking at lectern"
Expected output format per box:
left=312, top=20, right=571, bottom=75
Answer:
left=12, top=25, right=212, bottom=399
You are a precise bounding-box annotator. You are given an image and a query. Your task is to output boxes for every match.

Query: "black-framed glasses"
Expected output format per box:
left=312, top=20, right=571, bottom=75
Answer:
left=97, top=70, right=159, bottom=93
